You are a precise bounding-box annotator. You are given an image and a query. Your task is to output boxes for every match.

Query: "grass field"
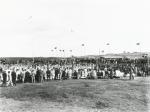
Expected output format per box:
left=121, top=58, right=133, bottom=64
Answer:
left=0, top=77, right=150, bottom=112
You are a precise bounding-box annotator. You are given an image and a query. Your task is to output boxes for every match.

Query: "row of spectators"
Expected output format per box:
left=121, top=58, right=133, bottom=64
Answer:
left=0, top=58, right=148, bottom=87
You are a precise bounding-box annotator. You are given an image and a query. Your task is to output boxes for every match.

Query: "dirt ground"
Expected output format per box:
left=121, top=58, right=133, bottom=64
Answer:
left=0, top=77, right=150, bottom=112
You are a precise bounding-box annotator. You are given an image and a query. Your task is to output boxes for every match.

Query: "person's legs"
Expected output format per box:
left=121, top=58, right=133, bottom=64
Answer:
left=41, top=75, right=43, bottom=83
left=33, top=76, right=35, bottom=83
left=31, top=76, right=33, bottom=83
left=47, top=74, right=50, bottom=81
left=3, top=79, right=6, bottom=86
left=39, top=76, right=41, bottom=83
left=14, top=80, right=16, bottom=86
left=22, top=74, right=25, bottom=83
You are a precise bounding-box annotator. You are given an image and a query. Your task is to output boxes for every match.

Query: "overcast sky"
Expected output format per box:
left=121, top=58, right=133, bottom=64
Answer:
left=0, top=0, right=150, bottom=57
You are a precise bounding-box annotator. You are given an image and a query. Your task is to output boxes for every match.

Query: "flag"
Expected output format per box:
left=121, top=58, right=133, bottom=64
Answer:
left=106, top=43, right=110, bottom=45
left=136, top=43, right=140, bottom=45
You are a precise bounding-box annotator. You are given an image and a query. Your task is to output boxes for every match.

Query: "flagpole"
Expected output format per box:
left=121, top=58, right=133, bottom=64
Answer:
left=136, top=43, right=141, bottom=58
left=81, top=44, right=85, bottom=56
left=32, top=40, right=34, bottom=64
left=106, top=43, right=110, bottom=54
left=70, top=50, right=72, bottom=57
left=54, top=47, right=57, bottom=57
left=51, top=50, right=54, bottom=57
left=147, top=54, right=149, bottom=75
left=62, top=50, right=65, bottom=58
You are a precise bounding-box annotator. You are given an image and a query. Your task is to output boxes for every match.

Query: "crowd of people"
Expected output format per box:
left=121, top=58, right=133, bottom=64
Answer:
left=0, top=58, right=149, bottom=87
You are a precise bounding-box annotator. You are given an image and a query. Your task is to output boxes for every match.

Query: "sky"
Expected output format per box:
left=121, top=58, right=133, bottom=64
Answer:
left=0, top=0, right=150, bottom=57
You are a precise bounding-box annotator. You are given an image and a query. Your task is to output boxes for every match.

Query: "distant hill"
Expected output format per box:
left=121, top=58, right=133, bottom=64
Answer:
left=79, top=52, right=150, bottom=59
left=0, top=52, right=150, bottom=60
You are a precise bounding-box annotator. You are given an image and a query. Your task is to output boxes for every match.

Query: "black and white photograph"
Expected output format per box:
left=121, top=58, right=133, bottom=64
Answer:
left=0, top=0, right=150, bottom=112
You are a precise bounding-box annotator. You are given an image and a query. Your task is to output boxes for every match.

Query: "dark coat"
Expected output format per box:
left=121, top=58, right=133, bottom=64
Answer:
left=2, top=72, right=7, bottom=84
left=11, top=71, right=17, bottom=85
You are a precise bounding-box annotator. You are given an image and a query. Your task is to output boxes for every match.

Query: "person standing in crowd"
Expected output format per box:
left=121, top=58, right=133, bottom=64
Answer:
left=90, top=69, right=97, bottom=79
left=40, top=68, right=44, bottom=83
left=55, top=68, right=59, bottom=80
left=24, top=68, right=31, bottom=83
left=0, top=68, right=3, bottom=85
left=42, top=69, right=46, bottom=82
left=77, top=69, right=81, bottom=79
left=46, top=68, right=51, bottom=81
left=11, top=68, right=17, bottom=86
left=58, top=68, right=63, bottom=80
left=21, top=68, right=26, bottom=83
left=51, top=68, right=55, bottom=80
left=36, top=67, right=43, bottom=83
left=73, top=70, right=78, bottom=79
left=7, top=70, right=13, bottom=86
left=84, top=68, right=88, bottom=79
left=2, top=69, right=7, bottom=86
left=31, top=68, right=36, bottom=83
left=129, top=67, right=134, bottom=80
left=62, top=69, right=66, bottom=80
left=68, top=68, right=72, bottom=79
left=16, top=69, right=20, bottom=82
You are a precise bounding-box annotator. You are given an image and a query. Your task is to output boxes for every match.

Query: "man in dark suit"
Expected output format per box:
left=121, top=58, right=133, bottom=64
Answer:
left=11, top=69, right=17, bottom=86
left=2, top=70, right=7, bottom=86
left=46, top=68, right=51, bottom=81
left=55, top=68, right=59, bottom=80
